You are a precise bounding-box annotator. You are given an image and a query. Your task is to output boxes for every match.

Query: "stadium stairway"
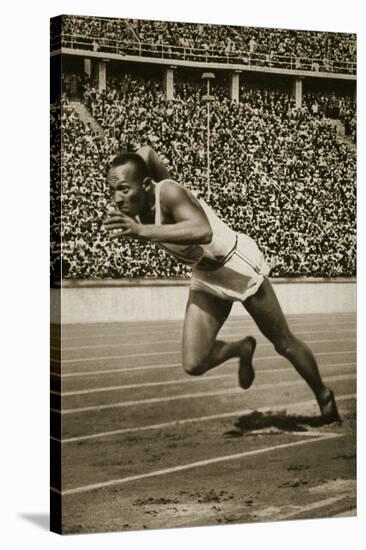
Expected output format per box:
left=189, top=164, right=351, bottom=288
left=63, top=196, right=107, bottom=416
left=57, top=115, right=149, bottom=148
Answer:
left=325, top=118, right=356, bottom=152
left=69, top=100, right=105, bottom=139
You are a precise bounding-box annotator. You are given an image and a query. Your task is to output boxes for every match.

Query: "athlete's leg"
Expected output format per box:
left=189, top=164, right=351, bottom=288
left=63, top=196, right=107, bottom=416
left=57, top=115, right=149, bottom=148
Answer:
left=182, top=289, right=255, bottom=377
left=243, top=278, right=340, bottom=421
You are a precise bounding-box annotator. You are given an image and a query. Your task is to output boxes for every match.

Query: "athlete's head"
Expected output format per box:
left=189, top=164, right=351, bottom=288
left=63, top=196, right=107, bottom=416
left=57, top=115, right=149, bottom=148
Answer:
left=107, top=152, right=152, bottom=217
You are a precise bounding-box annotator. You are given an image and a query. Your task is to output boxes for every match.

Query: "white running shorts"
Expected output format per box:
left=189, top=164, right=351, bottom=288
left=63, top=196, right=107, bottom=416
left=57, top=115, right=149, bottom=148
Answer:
left=190, top=233, right=270, bottom=302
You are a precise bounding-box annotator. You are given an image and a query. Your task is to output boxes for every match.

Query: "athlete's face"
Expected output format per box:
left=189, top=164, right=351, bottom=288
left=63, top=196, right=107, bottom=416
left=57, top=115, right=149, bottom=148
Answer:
left=107, top=163, right=148, bottom=218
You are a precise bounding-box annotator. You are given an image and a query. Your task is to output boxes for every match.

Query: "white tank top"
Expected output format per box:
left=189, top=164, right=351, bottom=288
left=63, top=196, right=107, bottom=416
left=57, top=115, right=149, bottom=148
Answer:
left=154, top=180, right=238, bottom=271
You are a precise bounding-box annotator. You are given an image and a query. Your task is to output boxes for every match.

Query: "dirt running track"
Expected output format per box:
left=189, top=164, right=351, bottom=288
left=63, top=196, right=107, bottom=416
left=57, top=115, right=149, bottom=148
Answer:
left=50, top=312, right=356, bottom=534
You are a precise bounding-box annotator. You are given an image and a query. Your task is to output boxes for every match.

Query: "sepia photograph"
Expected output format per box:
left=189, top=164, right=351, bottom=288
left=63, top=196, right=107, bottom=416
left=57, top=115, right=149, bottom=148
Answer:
left=50, top=13, right=356, bottom=535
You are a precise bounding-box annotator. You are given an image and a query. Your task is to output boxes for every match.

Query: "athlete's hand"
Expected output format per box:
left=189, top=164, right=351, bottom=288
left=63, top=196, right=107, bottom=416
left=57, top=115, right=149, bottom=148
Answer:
left=103, top=211, right=142, bottom=239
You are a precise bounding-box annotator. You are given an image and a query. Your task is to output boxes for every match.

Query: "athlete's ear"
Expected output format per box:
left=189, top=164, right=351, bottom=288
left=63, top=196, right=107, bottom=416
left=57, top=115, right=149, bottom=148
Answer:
left=142, top=177, right=153, bottom=192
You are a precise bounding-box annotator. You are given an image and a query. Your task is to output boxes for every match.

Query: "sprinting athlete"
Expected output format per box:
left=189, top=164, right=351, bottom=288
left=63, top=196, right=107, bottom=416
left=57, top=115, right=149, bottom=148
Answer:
left=104, top=145, right=340, bottom=423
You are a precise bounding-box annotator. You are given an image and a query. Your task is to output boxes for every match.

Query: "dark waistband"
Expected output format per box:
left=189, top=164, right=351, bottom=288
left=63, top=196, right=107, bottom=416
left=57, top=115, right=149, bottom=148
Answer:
left=195, top=235, right=238, bottom=272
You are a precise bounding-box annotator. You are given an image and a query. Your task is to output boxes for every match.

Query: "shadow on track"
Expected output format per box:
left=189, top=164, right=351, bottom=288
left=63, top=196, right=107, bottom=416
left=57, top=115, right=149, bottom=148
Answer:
left=223, top=410, right=331, bottom=438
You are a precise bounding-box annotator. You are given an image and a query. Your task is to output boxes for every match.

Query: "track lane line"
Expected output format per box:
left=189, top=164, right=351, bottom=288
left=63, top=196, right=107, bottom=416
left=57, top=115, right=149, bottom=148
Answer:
left=274, top=495, right=353, bottom=521
left=55, top=328, right=356, bottom=352
left=52, top=313, right=355, bottom=331
left=332, top=509, right=357, bottom=517
left=54, top=338, right=356, bottom=364
left=51, top=350, right=356, bottom=378
left=52, top=317, right=356, bottom=342
left=50, top=432, right=344, bottom=496
left=50, top=321, right=357, bottom=343
left=51, top=393, right=355, bottom=443
left=52, top=362, right=355, bottom=396
left=51, top=373, right=355, bottom=414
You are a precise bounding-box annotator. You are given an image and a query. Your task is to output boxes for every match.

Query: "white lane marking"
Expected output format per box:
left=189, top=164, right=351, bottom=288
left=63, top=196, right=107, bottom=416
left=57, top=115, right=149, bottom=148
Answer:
left=52, top=318, right=356, bottom=342
left=56, top=328, right=357, bottom=352
left=51, top=393, right=355, bottom=444
left=54, top=338, right=356, bottom=364
left=53, top=362, right=355, bottom=397
left=275, top=496, right=350, bottom=520
left=332, top=508, right=357, bottom=517
left=53, top=373, right=233, bottom=396
left=51, top=373, right=355, bottom=415
left=50, top=432, right=344, bottom=496
left=52, top=364, right=184, bottom=378
left=52, top=350, right=357, bottom=378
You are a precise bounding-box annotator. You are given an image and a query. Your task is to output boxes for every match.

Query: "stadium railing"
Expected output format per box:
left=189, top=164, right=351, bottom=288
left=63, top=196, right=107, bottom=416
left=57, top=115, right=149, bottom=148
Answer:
left=50, top=34, right=357, bottom=76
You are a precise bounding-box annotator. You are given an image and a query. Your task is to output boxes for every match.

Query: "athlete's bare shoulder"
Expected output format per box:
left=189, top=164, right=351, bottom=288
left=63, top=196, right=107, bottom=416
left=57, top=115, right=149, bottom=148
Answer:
left=159, top=179, right=190, bottom=207
left=158, top=180, right=209, bottom=228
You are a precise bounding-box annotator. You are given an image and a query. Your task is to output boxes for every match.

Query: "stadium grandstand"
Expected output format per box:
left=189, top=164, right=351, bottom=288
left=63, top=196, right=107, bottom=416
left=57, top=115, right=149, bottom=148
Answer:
left=50, top=15, right=356, bottom=281
left=50, top=15, right=356, bottom=74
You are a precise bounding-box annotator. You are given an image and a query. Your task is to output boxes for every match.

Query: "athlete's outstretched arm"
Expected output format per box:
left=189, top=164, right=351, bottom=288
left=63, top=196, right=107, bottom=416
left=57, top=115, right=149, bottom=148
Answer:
left=136, top=146, right=171, bottom=181
left=104, top=181, right=213, bottom=245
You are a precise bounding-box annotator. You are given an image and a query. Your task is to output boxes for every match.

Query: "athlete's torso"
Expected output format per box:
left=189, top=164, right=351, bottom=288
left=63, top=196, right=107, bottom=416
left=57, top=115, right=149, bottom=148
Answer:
left=152, top=180, right=238, bottom=271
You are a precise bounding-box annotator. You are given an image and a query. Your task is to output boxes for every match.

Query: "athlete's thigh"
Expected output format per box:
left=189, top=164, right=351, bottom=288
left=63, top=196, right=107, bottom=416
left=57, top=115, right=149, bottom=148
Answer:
left=243, top=278, right=290, bottom=342
left=182, top=289, right=232, bottom=366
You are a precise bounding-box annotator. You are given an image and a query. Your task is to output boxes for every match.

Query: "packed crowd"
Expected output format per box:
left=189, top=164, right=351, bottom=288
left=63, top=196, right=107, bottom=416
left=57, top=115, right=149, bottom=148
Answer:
left=50, top=102, right=62, bottom=279
left=131, top=19, right=238, bottom=56
left=50, top=15, right=136, bottom=52
left=52, top=15, right=356, bottom=70
left=51, top=72, right=356, bottom=280
left=303, top=91, right=356, bottom=141
left=59, top=15, right=135, bottom=42
left=234, top=26, right=356, bottom=65
left=130, top=20, right=356, bottom=66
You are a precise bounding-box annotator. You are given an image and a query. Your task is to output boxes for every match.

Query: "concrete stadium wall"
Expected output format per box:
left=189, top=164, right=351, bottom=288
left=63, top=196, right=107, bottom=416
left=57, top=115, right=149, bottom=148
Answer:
left=51, top=278, right=356, bottom=324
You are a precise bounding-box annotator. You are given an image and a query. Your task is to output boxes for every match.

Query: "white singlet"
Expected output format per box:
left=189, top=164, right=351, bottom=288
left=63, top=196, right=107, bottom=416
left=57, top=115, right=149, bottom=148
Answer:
left=154, top=180, right=270, bottom=302
left=154, top=180, right=238, bottom=271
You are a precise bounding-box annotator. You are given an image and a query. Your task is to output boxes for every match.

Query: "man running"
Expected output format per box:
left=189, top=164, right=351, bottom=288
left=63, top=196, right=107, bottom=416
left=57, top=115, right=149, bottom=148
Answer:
left=104, top=145, right=340, bottom=423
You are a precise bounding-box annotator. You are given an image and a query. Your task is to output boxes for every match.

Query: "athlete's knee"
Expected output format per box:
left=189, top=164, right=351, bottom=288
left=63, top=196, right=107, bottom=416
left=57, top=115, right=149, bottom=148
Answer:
left=182, top=356, right=207, bottom=376
left=273, top=332, right=296, bottom=357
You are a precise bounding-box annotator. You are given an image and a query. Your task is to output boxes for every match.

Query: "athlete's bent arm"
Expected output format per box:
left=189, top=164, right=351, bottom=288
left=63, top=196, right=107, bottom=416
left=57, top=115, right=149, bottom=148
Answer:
left=136, top=146, right=171, bottom=181
left=105, top=182, right=213, bottom=245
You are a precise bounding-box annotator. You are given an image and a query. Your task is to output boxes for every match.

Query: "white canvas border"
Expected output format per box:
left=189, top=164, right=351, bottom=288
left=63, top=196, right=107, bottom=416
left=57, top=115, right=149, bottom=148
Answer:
left=1, top=0, right=364, bottom=548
